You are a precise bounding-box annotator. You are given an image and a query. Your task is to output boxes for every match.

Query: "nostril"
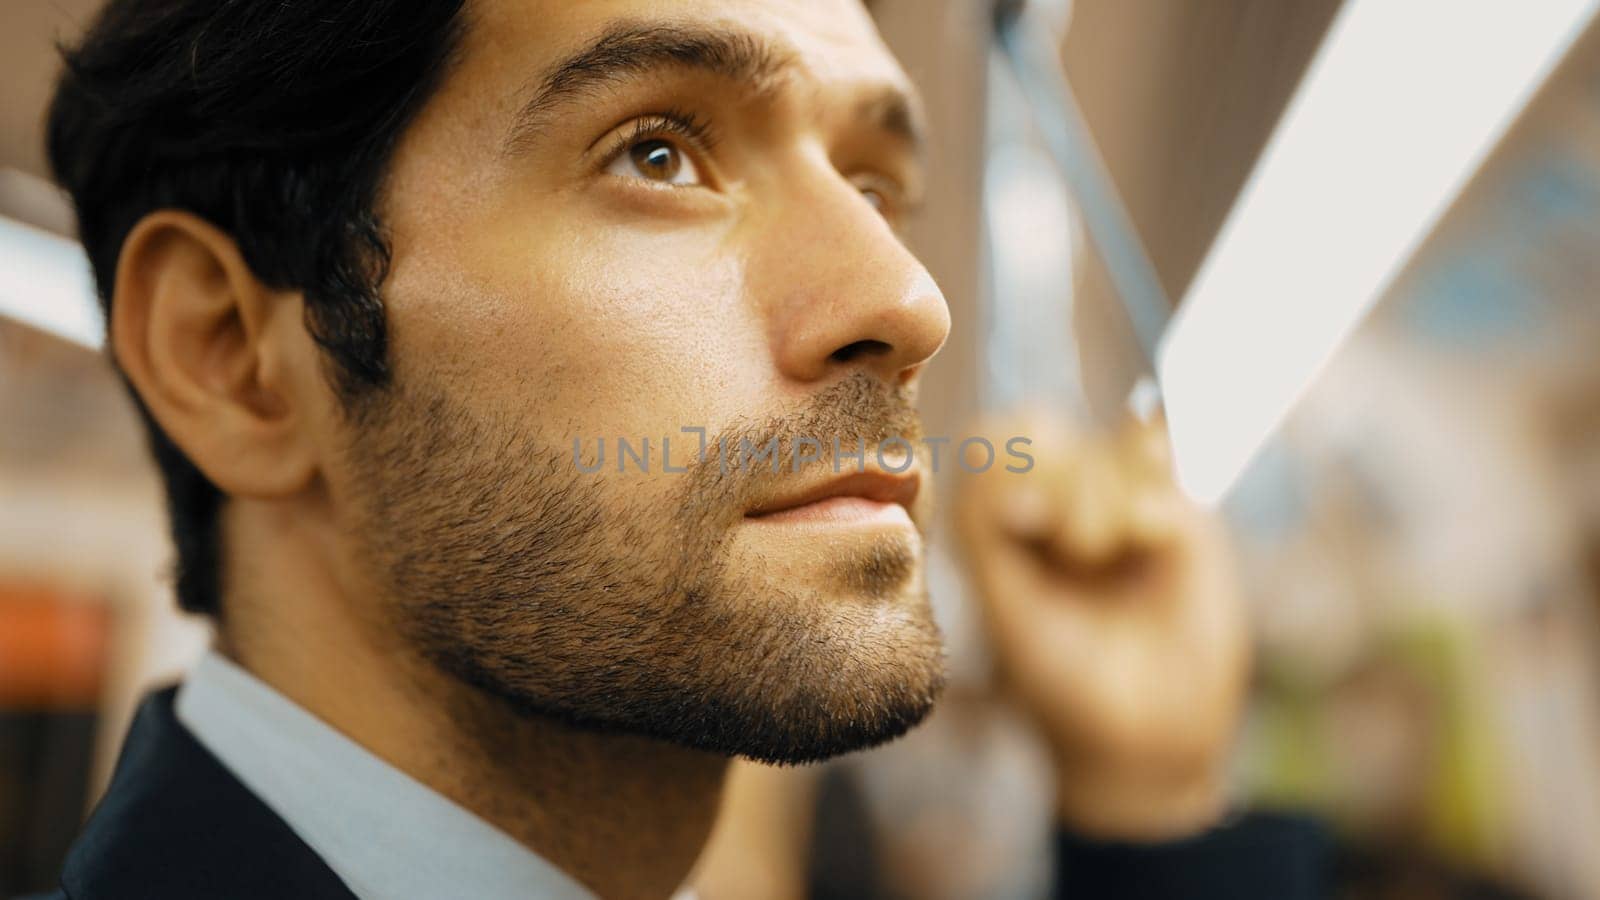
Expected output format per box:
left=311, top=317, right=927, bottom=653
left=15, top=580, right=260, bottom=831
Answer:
left=829, top=339, right=892, bottom=364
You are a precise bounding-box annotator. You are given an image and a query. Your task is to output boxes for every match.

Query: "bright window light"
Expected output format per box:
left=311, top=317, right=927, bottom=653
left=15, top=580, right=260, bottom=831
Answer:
left=1158, top=0, right=1598, bottom=506
left=0, top=214, right=101, bottom=350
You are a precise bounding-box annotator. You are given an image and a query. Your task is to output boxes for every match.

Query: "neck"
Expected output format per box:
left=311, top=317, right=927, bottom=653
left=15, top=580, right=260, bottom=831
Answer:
left=219, top=499, right=728, bottom=899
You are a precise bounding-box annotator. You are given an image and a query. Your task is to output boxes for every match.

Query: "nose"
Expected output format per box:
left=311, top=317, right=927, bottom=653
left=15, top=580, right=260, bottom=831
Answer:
left=757, top=165, right=950, bottom=388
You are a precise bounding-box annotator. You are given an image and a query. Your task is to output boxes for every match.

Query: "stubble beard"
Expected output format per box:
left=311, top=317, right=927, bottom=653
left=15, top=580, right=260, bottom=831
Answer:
left=342, top=374, right=946, bottom=765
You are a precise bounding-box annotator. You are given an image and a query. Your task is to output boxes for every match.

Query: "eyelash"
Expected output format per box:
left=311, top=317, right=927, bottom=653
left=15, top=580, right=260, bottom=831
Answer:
left=596, top=109, right=718, bottom=177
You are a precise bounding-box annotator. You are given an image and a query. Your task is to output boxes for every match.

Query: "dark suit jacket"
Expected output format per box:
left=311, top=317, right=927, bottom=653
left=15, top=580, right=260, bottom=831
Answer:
left=41, top=688, right=356, bottom=900
left=43, top=687, right=1333, bottom=900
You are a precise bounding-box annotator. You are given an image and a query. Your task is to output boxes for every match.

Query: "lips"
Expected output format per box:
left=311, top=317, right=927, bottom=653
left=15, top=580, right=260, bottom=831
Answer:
left=745, top=470, right=920, bottom=519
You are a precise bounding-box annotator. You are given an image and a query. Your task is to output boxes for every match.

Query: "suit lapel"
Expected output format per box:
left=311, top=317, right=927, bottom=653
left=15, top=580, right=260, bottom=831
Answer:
left=59, top=687, right=358, bottom=900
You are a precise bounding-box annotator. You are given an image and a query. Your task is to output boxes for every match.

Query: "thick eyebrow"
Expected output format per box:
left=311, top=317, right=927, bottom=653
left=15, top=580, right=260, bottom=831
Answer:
left=505, top=22, right=796, bottom=155
left=856, top=86, right=927, bottom=156
left=503, top=21, right=928, bottom=161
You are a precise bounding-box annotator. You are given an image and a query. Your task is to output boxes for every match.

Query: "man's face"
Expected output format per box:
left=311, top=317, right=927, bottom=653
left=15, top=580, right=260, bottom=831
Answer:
left=325, top=0, right=950, bottom=763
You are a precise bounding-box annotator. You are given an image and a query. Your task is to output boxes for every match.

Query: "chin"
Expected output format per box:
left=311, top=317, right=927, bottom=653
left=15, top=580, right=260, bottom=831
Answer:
left=711, top=585, right=948, bottom=765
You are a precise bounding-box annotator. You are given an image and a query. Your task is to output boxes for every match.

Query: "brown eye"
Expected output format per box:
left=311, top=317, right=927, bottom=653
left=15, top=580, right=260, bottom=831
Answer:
left=631, top=140, right=679, bottom=179
left=609, top=137, right=702, bottom=185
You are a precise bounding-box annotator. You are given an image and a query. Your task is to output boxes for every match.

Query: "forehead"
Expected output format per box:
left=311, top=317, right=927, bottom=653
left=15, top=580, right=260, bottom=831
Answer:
left=462, top=0, right=911, bottom=102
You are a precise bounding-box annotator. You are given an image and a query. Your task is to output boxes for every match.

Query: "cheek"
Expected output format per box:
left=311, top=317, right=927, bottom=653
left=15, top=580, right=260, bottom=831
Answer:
left=382, top=218, right=767, bottom=443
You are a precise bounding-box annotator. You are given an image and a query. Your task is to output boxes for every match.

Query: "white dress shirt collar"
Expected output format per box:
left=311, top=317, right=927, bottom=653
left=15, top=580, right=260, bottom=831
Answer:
left=175, top=650, right=597, bottom=900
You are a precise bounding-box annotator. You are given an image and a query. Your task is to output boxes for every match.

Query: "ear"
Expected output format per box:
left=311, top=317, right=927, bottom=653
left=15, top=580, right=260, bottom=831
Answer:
left=111, top=210, right=321, bottom=499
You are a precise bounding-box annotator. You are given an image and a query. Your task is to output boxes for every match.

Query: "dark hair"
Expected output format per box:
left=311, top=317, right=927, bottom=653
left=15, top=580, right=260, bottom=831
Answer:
left=47, top=0, right=467, bottom=615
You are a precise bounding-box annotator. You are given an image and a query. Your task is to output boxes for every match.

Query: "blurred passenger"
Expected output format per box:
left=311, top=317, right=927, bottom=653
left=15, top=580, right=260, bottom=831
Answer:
left=958, top=415, right=1535, bottom=899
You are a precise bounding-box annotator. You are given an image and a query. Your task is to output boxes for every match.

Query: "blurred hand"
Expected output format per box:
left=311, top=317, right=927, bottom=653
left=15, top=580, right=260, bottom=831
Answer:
left=956, top=414, right=1249, bottom=841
